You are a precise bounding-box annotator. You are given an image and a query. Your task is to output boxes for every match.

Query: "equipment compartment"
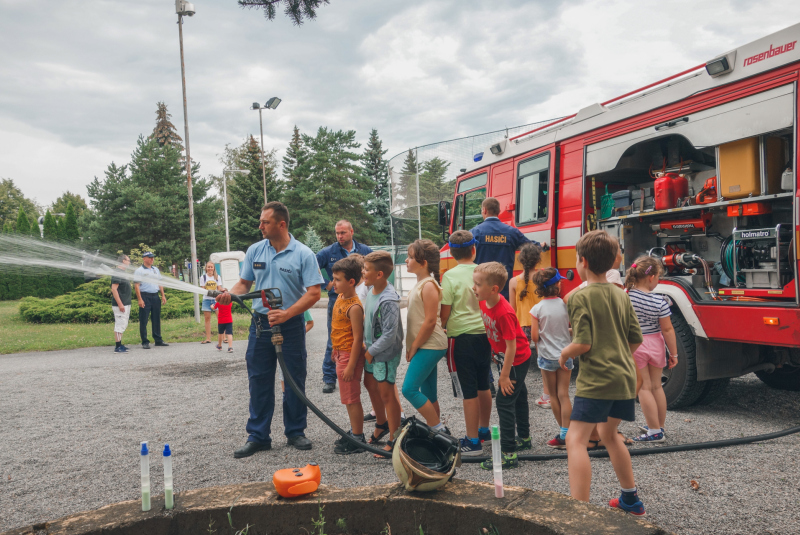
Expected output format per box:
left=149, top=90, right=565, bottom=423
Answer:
left=591, top=129, right=796, bottom=305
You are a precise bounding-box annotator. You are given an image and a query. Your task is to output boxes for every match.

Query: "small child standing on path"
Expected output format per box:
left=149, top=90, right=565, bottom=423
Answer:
left=440, top=230, right=493, bottom=456
left=211, top=300, right=234, bottom=353
left=362, top=251, right=405, bottom=456
left=625, top=256, right=678, bottom=443
left=530, top=267, right=573, bottom=449
left=329, top=256, right=368, bottom=454
left=559, top=230, right=645, bottom=515
left=508, top=243, right=550, bottom=408
left=473, top=261, right=532, bottom=470
left=401, top=239, right=449, bottom=433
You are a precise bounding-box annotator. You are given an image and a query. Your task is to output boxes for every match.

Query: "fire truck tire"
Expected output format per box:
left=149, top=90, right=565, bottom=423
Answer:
left=755, top=366, right=800, bottom=391
left=693, top=378, right=731, bottom=406
left=663, top=311, right=706, bottom=409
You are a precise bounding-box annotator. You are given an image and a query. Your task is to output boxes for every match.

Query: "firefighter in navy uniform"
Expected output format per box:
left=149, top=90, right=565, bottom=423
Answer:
left=470, top=197, right=546, bottom=299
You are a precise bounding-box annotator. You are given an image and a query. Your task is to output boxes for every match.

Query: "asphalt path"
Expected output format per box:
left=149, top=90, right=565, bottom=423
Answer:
left=1, top=307, right=799, bottom=534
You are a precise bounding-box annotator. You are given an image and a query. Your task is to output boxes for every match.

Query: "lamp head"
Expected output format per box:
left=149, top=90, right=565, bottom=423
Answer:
left=175, top=0, right=195, bottom=16
left=251, top=102, right=261, bottom=110
left=266, top=97, right=282, bottom=110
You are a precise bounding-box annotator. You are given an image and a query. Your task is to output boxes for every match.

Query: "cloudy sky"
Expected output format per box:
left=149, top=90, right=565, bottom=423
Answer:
left=2, top=0, right=799, bottom=207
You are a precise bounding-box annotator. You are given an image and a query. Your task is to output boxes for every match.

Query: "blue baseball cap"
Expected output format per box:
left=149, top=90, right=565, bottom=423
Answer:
left=142, top=252, right=155, bottom=258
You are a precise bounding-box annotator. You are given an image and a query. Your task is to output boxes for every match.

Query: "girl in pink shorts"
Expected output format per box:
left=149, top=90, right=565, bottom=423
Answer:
left=625, top=256, right=678, bottom=443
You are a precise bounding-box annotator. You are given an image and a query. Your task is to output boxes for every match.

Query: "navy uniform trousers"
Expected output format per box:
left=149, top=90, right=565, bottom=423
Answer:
left=245, top=313, right=307, bottom=444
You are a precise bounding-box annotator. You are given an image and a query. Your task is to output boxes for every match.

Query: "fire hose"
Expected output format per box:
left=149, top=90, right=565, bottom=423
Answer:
left=209, top=289, right=800, bottom=464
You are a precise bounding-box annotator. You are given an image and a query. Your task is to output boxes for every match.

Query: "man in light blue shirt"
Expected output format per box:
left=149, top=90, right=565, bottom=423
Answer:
left=218, top=202, right=324, bottom=458
left=134, top=252, right=168, bottom=349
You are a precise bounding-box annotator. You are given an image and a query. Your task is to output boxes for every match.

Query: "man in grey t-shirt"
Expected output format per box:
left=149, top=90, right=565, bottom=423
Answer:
left=111, top=254, right=132, bottom=353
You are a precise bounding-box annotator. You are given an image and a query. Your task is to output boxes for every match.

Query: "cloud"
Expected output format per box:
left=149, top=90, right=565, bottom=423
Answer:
left=1, top=0, right=799, bottom=206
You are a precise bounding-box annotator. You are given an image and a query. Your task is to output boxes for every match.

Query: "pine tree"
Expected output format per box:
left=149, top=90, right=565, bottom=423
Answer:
left=391, top=149, right=421, bottom=245
left=15, top=207, right=31, bottom=235
left=302, top=224, right=324, bottom=253
left=282, top=125, right=308, bottom=181
left=63, top=202, right=80, bottom=242
left=363, top=129, right=390, bottom=244
left=51, top=191, right=88, bottom=219
left=151, top=102, right=184, bottom=153
left=43, top=211, right=57, bottom=240
left=227, top=136, right=281, bottom=252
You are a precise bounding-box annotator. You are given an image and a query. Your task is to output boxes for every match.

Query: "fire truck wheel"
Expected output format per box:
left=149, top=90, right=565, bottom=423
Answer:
left=693, top=378, right=731, bottom=406
left=662, top=311, right=706, bottom=409
left=755, top=366, right=800, bottom=391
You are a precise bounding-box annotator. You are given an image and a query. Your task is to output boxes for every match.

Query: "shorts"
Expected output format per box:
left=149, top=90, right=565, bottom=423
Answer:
left=218, top=323, right=233, bottom=335
left=538, top=355, right=573, bottom=372
left=202, top=298, right=215, bottom=312
left=112, top=305, right=130, bottom=333
left=633, top=332, right=667, bottom=369
left=333, top=349, right=364, bottom=404
left=571, top=396, right=635, bottom=423
left=365, top=353, right=401, bottom=384
left=449, top=333, right=492, bottom=399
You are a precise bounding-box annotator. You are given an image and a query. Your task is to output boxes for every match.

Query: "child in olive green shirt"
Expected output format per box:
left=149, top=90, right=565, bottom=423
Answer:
left=559, top=231, right=644, bottom=516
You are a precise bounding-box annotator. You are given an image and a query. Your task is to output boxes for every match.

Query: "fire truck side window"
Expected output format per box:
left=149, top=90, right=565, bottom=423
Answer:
left=463, top=188, right=486, bottom=231
left=516, top=153, right=550, bottom=226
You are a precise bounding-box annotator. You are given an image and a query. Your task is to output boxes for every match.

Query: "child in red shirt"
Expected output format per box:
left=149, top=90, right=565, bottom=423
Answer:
left=211, top=301, right=234, bottom=353
left=473, top=261, right=532, bottom=470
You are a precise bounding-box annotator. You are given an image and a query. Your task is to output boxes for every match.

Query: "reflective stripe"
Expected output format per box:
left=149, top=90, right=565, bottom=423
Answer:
left=556, top=227, right=581, bottom=247
left=523, top=230, right=550, bottom=244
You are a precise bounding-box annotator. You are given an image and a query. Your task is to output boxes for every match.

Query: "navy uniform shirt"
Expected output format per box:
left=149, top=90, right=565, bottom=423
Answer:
left=471, top=217, right=534, bottom=298
left=316, top=239, right=373, bottom=297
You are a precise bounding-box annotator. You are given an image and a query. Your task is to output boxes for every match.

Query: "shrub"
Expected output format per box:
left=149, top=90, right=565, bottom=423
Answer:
left=18, top=277, right=245, bottom=324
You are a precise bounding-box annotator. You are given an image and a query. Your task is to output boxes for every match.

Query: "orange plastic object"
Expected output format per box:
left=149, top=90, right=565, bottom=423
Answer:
left=727, top=202, right=772, bottom=217
left=273, top=463, right=321, bottom=498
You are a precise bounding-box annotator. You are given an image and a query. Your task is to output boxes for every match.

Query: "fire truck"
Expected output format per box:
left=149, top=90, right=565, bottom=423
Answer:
left=438, top=23, right=800, bottom=408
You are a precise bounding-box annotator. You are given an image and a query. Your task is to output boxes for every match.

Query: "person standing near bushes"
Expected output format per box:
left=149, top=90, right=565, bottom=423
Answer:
left=111, top=254, right=132, bottom=354
left=134, top=251, right=169, bottom=350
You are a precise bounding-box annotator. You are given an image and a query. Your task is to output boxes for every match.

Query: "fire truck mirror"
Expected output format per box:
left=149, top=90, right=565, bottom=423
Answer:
left=437, top=201, right=451, bottom=227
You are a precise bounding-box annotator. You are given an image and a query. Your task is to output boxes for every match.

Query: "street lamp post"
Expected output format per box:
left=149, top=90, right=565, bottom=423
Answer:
left=175, top=0, right=200, bottom=323
left=250, top=97, right=281, bottom=205
left=221, top=169, right=250, bottom=252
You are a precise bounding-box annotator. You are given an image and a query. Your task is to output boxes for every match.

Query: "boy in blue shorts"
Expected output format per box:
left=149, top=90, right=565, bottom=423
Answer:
left=440, top=230, right=492, bottom=456
left=559, top=230, right=645, bottom=515
left=362, top=251, right=404, bottom=456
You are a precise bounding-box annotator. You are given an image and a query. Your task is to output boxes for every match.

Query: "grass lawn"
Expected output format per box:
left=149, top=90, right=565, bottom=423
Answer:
left=0, top=300, right=255, bottom=355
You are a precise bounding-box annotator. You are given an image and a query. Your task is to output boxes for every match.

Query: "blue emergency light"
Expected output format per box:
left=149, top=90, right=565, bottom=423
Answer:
left=473, top=152, right=483, bottom=162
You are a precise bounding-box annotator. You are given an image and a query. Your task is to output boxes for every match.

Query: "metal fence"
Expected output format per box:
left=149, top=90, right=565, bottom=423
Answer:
left=387, top=120, right=558, bottom=253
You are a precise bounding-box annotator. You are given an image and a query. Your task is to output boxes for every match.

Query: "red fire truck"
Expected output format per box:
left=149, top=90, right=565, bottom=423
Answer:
left=438, top=23, right=800, bottom=408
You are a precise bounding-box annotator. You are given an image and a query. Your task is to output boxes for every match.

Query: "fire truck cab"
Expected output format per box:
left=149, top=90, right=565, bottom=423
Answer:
left=439, top=22, right=800, bottom=408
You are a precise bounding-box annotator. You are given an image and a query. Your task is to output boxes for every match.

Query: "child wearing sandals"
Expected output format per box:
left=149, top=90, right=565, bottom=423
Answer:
left=529, top=267, right=573, bottom=449
left=508, top=243, right=550, bottom=409
left=401, top=239, right=450, bottom=434
left=329, top=256, right=368, bottom=454
left=362, top=251, right=405, bottom=456
left=625, top=256, right=678, bottom=443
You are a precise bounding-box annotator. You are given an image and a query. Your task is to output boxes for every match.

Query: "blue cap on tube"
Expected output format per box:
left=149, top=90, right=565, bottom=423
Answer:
left=163, top=444, right=171, bottom=457
left=140, top=441, right=149, bottom=455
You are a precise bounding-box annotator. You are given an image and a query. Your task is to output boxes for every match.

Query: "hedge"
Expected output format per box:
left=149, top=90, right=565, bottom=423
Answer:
left=18, top=278, right=246, bottom=324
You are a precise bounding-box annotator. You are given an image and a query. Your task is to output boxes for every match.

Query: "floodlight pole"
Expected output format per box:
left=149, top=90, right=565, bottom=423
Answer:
left=258, top=107, right=268, bottom=205
left=177, top=12, right=201, bottom=323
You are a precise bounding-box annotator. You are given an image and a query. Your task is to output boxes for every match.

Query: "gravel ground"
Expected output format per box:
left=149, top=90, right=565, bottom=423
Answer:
left=1, top=307, right=799, bottom=534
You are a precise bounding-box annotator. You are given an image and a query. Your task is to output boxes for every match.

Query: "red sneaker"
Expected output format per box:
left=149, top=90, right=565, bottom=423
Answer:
left=547, top=435, right=566, bottom=449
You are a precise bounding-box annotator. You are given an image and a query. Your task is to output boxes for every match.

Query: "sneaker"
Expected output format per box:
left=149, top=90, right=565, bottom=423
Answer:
left=478, top=428, right=492, bottom=443
left=334, top=430, right=352, bottom=446
left=480, top=452, right=518, bottom=470
left=632, top=432, right=665, bottom=443
left=334, top=432, right=366, bottom=455
left=638, top=424, right=666, bottom=436
left=113, top=346, right=128, bottom=353
left=535, top=395, right=551, bottom=409
left=120, top=345, right=130, bottom=352
left=515, top=436, right=532, bottom=451
left=547, top=435, right=566, bottom=449
left=609, top=493, right=646, bottom=516
left=459, top=437, right=483, bottom=457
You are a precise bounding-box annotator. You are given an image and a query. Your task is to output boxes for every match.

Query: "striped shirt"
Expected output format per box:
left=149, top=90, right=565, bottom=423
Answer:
left=628, top=289, right=671, bottom=335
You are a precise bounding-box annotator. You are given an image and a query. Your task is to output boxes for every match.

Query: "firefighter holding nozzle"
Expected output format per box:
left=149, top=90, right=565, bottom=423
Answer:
left=216, top=201, right=325, bottom=459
